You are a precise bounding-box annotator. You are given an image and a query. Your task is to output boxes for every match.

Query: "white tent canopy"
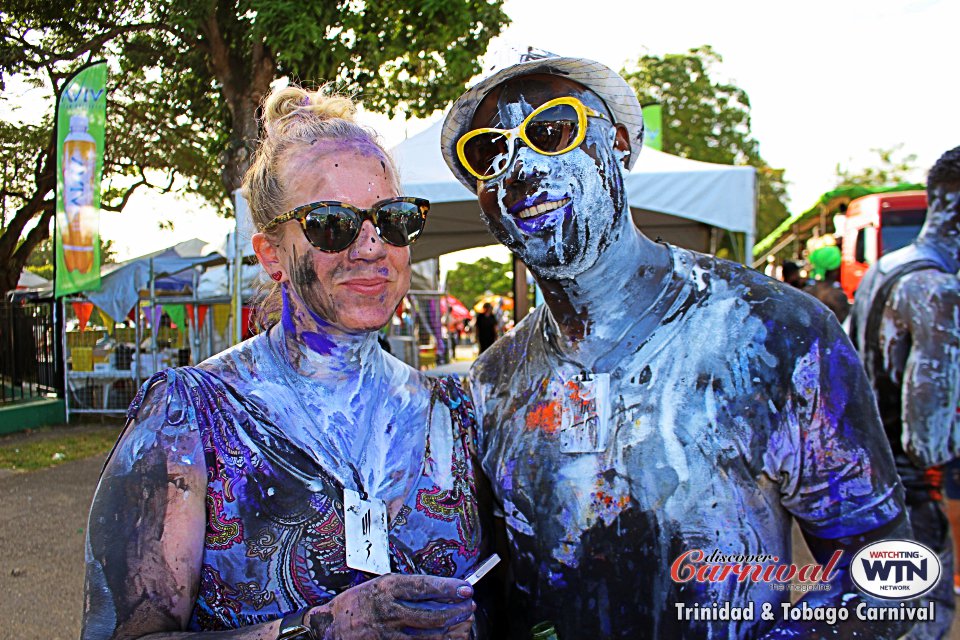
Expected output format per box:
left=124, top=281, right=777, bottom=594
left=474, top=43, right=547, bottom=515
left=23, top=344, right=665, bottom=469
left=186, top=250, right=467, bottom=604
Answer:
left=393, top=121, right=757, bottom=261
left=84, top=240, right=225, bottom=321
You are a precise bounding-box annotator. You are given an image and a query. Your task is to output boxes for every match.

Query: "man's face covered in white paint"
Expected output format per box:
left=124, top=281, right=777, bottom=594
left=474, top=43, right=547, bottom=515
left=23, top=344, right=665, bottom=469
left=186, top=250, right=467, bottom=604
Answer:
left=470, top=75, right=632, bottom=279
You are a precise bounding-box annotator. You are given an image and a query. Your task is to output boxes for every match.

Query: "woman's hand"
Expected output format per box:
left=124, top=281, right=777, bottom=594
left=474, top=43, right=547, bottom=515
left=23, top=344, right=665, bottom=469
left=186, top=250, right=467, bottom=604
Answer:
left=307, top=574, right=475, bottom=639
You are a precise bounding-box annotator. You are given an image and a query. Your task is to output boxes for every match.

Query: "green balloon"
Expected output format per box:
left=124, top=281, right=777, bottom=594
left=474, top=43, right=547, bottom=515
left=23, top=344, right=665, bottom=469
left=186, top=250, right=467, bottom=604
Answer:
left=809, top=245, right=841, bottom=278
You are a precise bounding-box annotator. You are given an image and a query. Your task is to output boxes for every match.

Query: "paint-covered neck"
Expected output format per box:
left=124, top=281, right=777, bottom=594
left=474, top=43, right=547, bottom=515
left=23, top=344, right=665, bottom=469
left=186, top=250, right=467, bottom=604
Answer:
left=535, top=224, right=674, bottom=364
left=916, top=192, right=960, bottom=267
left=278, top=283, right=382, bottom=378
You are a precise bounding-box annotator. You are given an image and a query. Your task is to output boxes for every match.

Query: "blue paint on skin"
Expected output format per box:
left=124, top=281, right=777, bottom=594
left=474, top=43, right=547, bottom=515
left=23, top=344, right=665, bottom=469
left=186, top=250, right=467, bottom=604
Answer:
left=302, top=331, right=337, bottom=355
left=281, top=283, right=297, bottom=335
left=281, top=284, right=337, bottom=356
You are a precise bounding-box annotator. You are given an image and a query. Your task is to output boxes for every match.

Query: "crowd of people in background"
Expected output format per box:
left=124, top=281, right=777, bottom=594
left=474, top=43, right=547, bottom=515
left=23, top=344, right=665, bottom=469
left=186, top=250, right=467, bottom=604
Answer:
left=441, top=299, right=513, bottom=360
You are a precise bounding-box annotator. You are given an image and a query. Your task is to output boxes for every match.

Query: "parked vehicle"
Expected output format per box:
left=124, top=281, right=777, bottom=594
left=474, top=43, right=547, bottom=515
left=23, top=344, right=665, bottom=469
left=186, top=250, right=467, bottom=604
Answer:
left=838, top=191, right=927, bottom=300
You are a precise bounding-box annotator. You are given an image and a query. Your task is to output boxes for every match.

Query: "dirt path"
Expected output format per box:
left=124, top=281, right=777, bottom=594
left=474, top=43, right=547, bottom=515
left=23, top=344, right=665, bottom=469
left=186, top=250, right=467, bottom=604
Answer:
left=0, top=452, right=109, bottom=640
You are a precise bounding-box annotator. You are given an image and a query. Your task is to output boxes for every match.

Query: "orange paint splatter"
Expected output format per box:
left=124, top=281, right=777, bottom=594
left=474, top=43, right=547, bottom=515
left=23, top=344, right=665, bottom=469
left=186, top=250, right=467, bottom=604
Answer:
left=593, top=490, right=631, bottom=511
left=526, top=400, right=561, bottom=434
left=564, top=380, right=593, bottom=410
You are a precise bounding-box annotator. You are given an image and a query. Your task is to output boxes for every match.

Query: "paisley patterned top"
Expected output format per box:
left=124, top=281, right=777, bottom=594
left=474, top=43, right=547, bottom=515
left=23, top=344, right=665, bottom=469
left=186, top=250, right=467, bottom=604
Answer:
left=126, top=340, right=481, bottom=631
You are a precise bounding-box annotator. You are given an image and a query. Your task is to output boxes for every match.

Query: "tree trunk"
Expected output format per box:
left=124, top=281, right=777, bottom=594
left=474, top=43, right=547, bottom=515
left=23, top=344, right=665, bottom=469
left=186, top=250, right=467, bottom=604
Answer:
left=0, top=206, right=54, bottom=293
left=219, top=96, right=263, bottom=195
left=0, top=140, right=56, bottom=294
left=0, top=262, right=22, bottom=295
left=199, top=8, right=276, bottom=198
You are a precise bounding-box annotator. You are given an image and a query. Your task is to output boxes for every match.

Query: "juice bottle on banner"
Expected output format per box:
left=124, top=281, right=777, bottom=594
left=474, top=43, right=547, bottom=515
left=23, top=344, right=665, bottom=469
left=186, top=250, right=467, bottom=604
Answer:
left=62, top=114, right=97, bottom=273
left=531, top=621, right=559, bottom=639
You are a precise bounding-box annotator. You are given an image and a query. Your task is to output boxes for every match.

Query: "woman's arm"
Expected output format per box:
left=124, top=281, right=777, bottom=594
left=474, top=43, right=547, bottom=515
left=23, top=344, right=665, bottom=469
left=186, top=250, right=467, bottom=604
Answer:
left=82, top=383, right=211, bottom=639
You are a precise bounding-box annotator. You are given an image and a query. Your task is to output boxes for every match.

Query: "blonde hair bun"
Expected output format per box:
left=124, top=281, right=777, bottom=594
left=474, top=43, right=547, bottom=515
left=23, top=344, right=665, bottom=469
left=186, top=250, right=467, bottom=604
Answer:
left=262, top=85, right=357, bottom=137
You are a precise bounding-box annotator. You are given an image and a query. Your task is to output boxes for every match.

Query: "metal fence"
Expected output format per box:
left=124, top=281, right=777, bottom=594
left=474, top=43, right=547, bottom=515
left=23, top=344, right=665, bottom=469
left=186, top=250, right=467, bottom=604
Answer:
left=0, top=298, right=62, bottom=404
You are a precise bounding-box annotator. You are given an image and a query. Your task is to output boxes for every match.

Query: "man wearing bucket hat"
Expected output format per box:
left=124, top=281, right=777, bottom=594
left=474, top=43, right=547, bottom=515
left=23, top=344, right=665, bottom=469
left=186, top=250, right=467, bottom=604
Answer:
left=442, top=50, right=915, bottom=638
left=850, top=146, right=960, bottom=639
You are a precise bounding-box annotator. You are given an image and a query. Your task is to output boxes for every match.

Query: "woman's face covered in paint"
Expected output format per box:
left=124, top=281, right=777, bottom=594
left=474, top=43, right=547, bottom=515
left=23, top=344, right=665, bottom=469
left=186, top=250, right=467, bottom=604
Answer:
left=471, top=75, right=630, bottom=279
left=273, top=143, right=412, bottom=333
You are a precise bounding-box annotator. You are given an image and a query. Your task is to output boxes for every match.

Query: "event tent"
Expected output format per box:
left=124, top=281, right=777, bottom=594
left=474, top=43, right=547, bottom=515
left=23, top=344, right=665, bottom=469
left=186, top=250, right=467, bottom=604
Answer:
left=84, top=239, right=226, bottom=322
left=393, top=121, right=758, bottom=262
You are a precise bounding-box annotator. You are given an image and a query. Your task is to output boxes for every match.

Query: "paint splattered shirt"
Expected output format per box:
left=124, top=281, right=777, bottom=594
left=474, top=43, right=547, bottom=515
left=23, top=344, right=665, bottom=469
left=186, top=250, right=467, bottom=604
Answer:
left=125, top=328, right=482, bottom=631
left=469, top=246, right=904, bottom=639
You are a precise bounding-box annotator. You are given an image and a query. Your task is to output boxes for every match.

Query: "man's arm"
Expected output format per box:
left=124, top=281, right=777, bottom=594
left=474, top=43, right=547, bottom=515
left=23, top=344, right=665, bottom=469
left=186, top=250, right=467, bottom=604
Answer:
left=759, top=515, right=916, bottom=640
left=897, top=272, right=960, bottom=467
left=766, top=308, right=917, bottom=639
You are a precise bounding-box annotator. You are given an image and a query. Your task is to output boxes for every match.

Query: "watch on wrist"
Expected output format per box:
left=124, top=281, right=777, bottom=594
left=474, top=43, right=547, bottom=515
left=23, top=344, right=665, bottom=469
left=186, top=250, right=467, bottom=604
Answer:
left=277, top=607, right=314, bottom=640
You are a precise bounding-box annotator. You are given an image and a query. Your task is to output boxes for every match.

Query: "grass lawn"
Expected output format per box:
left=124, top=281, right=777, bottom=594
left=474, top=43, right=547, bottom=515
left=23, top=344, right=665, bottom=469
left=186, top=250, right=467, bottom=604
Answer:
left=0, top=423, right=123, bottom=472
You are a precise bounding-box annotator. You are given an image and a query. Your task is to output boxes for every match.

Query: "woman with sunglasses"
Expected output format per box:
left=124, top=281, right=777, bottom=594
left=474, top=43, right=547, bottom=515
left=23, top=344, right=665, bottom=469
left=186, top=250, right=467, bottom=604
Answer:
left=82, top=85, right=483, bottom=640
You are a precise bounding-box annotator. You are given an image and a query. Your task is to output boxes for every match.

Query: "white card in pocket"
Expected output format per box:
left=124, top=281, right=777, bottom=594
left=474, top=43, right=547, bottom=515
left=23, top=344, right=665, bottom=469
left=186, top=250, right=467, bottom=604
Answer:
left=343, top=488, right=391, bottom=575
left=560, top=372, right=610, bottom=453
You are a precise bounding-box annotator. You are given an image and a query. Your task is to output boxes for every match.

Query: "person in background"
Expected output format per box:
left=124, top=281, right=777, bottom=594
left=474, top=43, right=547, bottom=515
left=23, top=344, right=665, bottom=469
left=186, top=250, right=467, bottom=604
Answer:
left=803, top=244, right=850, bottom=323
left=445, top=309, right=462, bottom=360
left=441, top=52, right=914, bottom=638
left=81, top=84, right=484, bottom=640
left=780, top=259, right=807, bottom=288
left=474, top=302, right=499, bottom=354
left=850, top=145, right=960, bottom=639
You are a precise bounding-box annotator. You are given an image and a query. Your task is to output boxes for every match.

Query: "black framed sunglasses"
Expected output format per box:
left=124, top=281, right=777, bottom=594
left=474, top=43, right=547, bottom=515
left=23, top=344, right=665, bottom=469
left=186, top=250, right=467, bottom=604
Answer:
left=262, top=197, right=430, bottom=253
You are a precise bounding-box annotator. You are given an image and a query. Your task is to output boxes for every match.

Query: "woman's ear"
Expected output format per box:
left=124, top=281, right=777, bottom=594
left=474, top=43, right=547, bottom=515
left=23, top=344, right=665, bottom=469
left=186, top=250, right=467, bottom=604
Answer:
left=252, top=232, right=286, bottom=283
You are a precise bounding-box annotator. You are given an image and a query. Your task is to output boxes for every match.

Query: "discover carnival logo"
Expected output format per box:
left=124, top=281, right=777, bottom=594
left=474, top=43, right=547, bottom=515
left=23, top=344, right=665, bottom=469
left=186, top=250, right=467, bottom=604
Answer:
left=670, top=548, right=841, bottom=587
left=850, top=539, right=941, bottom=600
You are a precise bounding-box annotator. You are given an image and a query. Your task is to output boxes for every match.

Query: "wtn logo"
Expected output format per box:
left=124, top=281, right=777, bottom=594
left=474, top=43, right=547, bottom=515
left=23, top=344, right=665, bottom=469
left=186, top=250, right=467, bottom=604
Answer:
left=851, top=540, right=940, bottom=600
left=861, top=558, right=927, bottom=583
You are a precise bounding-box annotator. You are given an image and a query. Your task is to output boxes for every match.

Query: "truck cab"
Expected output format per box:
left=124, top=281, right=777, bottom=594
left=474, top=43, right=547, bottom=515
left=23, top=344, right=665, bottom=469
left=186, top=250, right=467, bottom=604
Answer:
left=838, top=191, right=927, bottom=300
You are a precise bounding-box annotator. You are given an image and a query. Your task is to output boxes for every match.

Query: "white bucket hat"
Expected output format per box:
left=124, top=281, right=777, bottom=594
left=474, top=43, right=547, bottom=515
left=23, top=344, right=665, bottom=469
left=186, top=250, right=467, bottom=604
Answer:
left=441, top=52, right=645, bottom=191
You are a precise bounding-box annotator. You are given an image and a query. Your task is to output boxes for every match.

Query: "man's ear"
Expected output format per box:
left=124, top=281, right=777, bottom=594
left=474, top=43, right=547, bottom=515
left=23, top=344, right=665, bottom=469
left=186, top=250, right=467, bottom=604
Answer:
left=252, top=232, right=286, bottom=283
left=613, top=124, right=632, bottom=170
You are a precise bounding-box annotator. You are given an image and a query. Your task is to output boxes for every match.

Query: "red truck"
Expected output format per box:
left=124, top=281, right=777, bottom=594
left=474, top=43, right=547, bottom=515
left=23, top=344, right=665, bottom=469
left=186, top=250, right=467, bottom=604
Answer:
left=839, top=191, right=927, bottom=300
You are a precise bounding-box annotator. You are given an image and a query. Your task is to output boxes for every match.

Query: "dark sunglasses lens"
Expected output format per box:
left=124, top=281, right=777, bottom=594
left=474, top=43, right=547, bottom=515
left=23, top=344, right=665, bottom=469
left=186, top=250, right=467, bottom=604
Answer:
left=377, top=201, right=425, bottom=246
left=303, top=205, right=361, bottom=251
left=463, top=132, right=510, bottom=178
left=525, top=104, right=580, bottom=153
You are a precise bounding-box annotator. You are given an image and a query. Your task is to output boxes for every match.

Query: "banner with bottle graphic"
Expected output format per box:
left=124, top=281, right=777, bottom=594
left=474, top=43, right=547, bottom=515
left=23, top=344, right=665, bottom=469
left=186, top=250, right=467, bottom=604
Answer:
left=55, top=61, right=107, bottom=296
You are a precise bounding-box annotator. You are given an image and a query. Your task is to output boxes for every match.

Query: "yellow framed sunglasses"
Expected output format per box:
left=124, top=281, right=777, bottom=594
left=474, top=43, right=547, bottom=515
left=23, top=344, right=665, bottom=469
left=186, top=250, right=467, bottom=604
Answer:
left=456, top=96, right=609, bottom=181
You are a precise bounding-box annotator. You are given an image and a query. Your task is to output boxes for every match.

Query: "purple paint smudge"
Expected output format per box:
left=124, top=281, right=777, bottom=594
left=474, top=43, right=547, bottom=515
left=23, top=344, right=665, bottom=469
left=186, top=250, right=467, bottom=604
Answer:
left=514, top=201, right=573, bottom=234
left=281, top=284, right=337, bottom=355
left=301, top=331, right=336, bottom=355
left=281, top=284, right=296, bottom=334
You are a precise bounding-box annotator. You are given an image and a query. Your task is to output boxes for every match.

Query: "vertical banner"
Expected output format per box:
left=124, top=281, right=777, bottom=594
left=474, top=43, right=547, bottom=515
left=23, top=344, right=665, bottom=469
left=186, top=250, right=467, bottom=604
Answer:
left=55, top=61, right=108, bottom=296
left=641, top=104, right=663, bottom=151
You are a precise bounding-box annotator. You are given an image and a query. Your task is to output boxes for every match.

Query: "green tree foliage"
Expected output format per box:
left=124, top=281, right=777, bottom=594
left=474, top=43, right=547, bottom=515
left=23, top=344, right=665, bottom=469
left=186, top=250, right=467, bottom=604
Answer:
left=444, top=256, right=512, bottom=309
left=835, top=144, right=918, bottom=189
left=621, top=46, right=790, bottom=242
left=0, top=0, right=510, bottom=292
